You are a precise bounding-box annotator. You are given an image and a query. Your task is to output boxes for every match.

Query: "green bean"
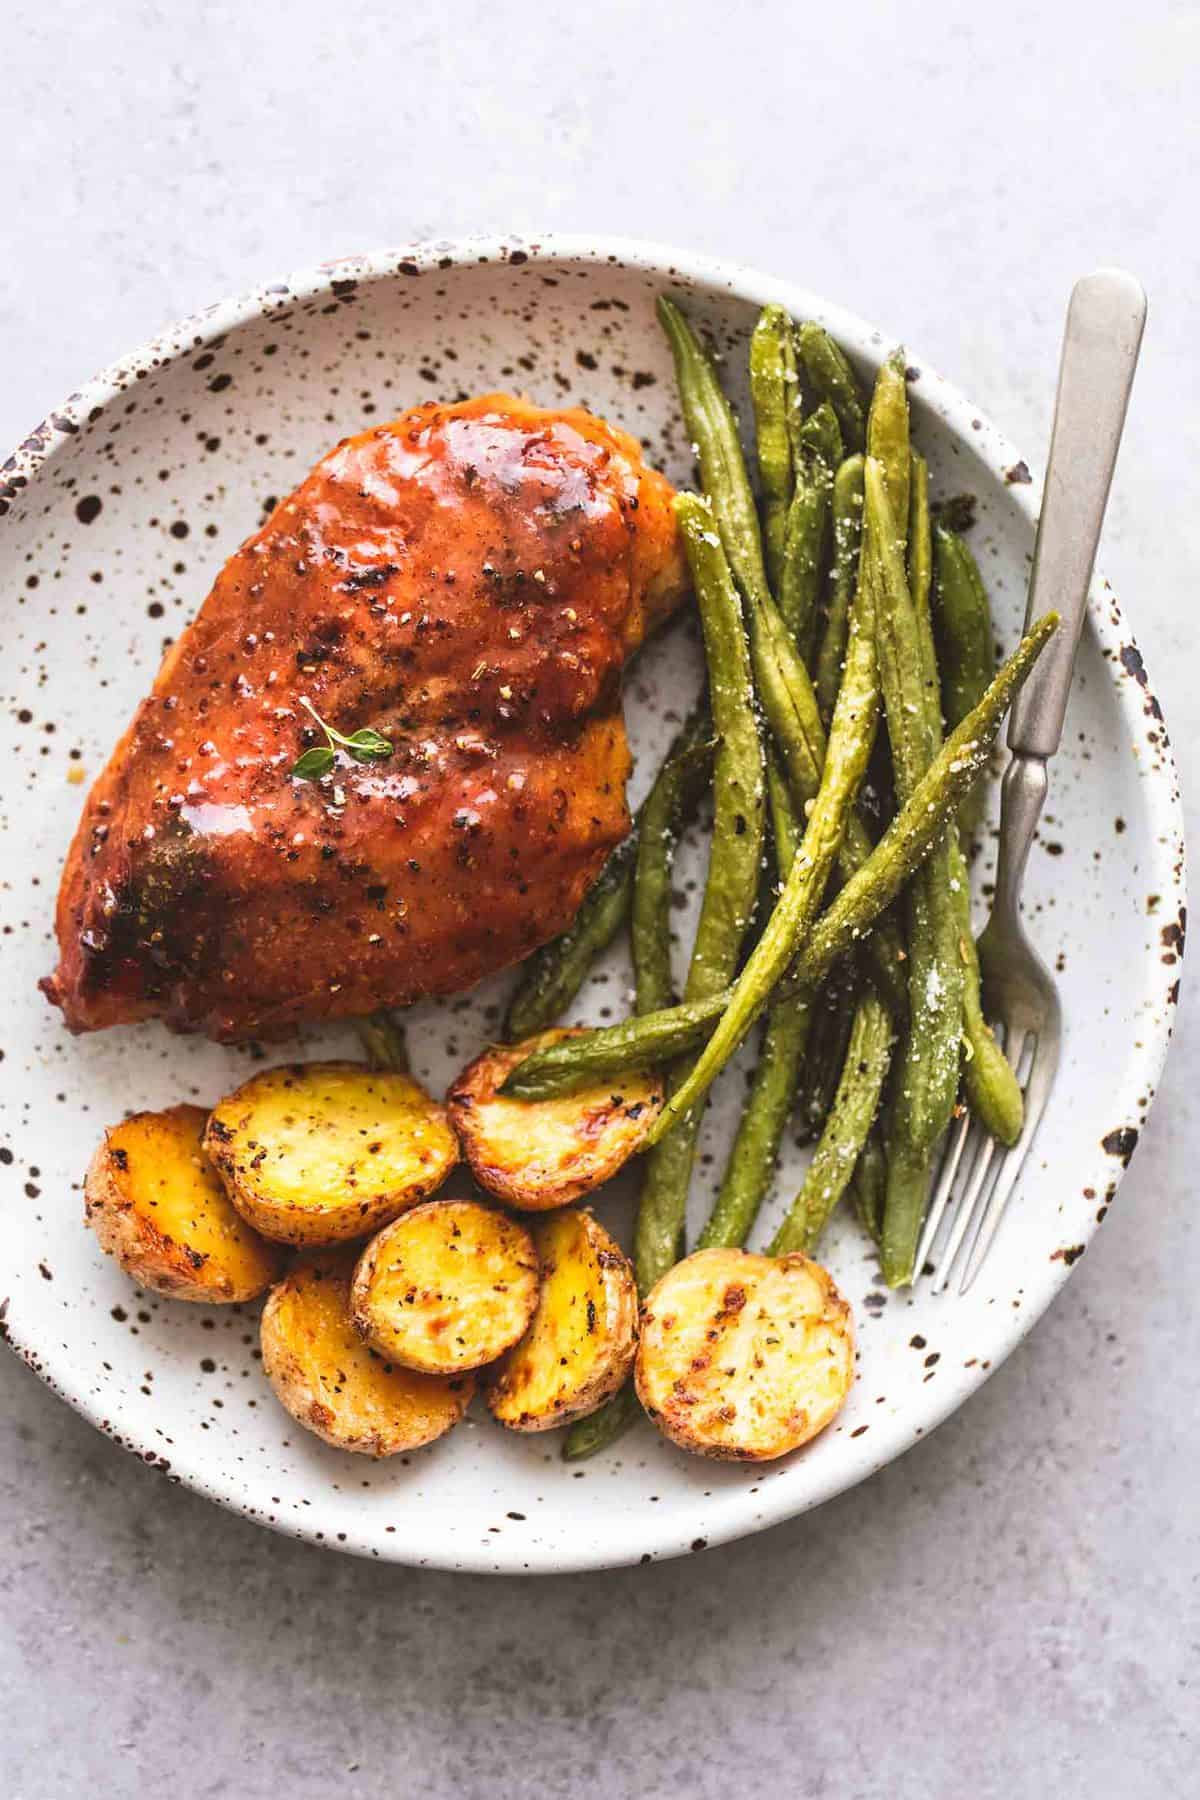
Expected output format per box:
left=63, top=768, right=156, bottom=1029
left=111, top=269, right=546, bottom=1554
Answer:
left=849, top=1124, right=887, bottom=1243
left=643, top=559, right=879, bottom=1147
left=866, top=454, right=963, bottom=1286
left=749, top=306, right=797, bottom=592
left=563, top=1383, right=641, bottom=1460
left=632, top=494, right=765, bottom=1292
left=793, top=969, right=857, bottom=1145
left=507, top=993, right=723, bottom=1097
left=671, top=499, right=765, bottom=990
left=951, top=835, right=1024, bottom=1145
left=356, top=1011, right=410, bottom=1072
left=746, top=610, right=1052, bottom=995
left=908, top=455, right=935, bottom=663
left=795, top=321, right=867, bottom=453
left=504, top=838, right=638, bottom=1039
left=698, top=992, right=811, bottom=1248
left=907, top=453, right=950, bottom=778
left=659, top=294, right=907, bottom=1016
left=933, top=524, right=996, bottom=841
left=815, top=455, right=865, bottom=722
left=770, top=987, right=893, bottom=1255
left=868, top=462, right=929, bottom=795
left=742, top=573, right=907, bottom=1020
left=504, top=705, right=710, bottom=1037
left=795, top=400, right=843, bottom=476
left=918, top=484, right=1023, bottom=1146
left=779, top=404, right=842, bottom=657
left=866, top=350, right=911, bottom=560
left=502, top=613, right=1058, bottom=1100
left=632, top=705, right=716, bottom=1016
left=697, top=759, right=811, bottom=1251
left=657, top=296, right=771, bottom=611
left=934, top=526, right=994, bottom=730
left=922, top=497, right=1023, bottom=1146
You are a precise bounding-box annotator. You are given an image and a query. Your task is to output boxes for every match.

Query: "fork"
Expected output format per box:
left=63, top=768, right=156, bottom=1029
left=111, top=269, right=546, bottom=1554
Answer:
left=917, top=267, right=1148, bottom=1294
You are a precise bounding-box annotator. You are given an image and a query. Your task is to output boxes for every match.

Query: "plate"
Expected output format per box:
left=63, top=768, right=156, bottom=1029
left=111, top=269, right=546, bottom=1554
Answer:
left=0, top=236, right=1184, bottom=1572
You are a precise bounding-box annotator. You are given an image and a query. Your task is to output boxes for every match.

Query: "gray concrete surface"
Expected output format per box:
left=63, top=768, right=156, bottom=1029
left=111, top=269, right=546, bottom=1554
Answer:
left=2, top=3, right=1197, bottom=1794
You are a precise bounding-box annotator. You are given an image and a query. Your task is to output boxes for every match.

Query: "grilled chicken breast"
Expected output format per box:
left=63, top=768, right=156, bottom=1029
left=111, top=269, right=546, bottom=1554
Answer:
left=42, top=395, right=685, bottom=1040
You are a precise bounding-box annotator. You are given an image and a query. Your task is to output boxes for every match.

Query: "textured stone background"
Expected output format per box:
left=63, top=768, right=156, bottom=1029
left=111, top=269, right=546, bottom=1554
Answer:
left=2, top=3, right=1196, bottom=1794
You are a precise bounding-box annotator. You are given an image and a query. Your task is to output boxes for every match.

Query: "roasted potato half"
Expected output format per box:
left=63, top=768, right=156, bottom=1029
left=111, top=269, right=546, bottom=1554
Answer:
left=204, top=1061, right=458, bottom=1246
left=448, top=1030, right=664, bottom=1210
left=84, top=1103, right=284, bottom=1302
left=635, top=1248, right=855, bottom=1461
left=350, top=1199, right=540, bottom=1374
left=486, top=1208, right=637, bottom=1431
left=261, top=1250, right=474, bottom=1456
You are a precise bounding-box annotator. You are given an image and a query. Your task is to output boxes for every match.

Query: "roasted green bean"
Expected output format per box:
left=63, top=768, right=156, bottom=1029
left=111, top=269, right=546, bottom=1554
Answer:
left=356, top=1011, right=410, bottom=1072
left=815, top=454, right=866, bottom=722
left=502, top=613, right=1058, bottom=1101
left=697, top=758, right=811, bottom=1251
left=779, top=403, right=842, bottom=657
left=933, top=523, right=996, bottom=840
left=631, top=706, right=716, bottom=1016
left=867, top=453, right=963, bottom=1287
left=795, top=321, right=867, bottom=453
left=504, top=705, right=710, bottom=1037
left=659, top=295, right=907, bottom=1017
left=563, top=1383, right=641, bottom=1460
left=742, top=553, right=907, bottom=1019
left=657, top=296, right=772, bottom=611
left=951, top=836, right=1024, bottom=1146
left=749, top=306, right=796, bottom=592
left=642, top=555, right=879, bottom=1146
left=504, top=841, right=636, bottom=1040
left=632, top=493, right=765, bottom=1291
left=849, top=1124, right=887, bottom=1244
left=793, top=968, right=857, bottom=1144
left=866, top=350, right=911, bottom=557
left=793, top=400, right=843, bottom=480
left=919, top=481, right=1023, bottom=1148
left=770, top=987, right=893, bottom=1255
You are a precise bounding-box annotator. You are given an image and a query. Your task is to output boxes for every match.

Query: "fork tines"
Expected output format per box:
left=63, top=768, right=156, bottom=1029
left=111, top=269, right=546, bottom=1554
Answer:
left=916, top=1026, right=1051, bottom=1293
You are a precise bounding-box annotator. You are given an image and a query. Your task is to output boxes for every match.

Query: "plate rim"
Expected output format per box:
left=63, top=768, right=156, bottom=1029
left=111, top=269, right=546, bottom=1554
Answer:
left=1, top=231, right=1186, bottom=1574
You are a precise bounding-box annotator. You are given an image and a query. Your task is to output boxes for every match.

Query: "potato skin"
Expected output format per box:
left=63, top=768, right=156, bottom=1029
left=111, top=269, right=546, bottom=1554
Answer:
left=635, top=1248, right=855, bottom=1462
left=350, top=1199, right=540, bottom=1374
left=84, top=1103, right=284, bottom=1302
left=204, top=1061, right=458, bottom=1245
left=448, top=1029, right=664, bottom=1210
left=261, top=1249, right=474, bottom=1456
left=485, top=1208, right=638, bottom=1431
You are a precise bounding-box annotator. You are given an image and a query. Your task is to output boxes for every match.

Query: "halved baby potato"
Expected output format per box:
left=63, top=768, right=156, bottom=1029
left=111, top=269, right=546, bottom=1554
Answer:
left=447, top=1029, right=664, bottom=1210
left=261, top=1249, right=474, bottom=1456
left=485, top=1208, right=637, bottom=1432
left=350, top=1198, right=540, bottom=1374
left=84, top=1103, right=284, bottom=1302
left=204, top=1061, right=458, bottom=1246
left=635, top=1248, right=855, bottom=1462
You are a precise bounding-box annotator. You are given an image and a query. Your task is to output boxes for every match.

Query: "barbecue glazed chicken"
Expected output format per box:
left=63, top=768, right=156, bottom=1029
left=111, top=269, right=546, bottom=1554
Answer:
left=43, top=396, right=686, bottom=1040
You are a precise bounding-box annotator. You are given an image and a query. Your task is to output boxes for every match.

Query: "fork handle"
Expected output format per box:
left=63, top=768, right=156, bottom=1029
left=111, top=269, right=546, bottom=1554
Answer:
left=1008, top=268, right=1147, bottom=759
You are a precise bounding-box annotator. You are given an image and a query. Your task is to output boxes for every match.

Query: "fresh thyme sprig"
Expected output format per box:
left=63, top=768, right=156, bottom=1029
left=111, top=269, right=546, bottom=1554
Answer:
left=291, top=696, right=394, bottom=781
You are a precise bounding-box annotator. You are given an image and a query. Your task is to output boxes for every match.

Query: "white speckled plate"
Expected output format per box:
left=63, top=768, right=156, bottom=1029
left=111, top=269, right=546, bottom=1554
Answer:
left=0, top=237, right=1185, bottom=1573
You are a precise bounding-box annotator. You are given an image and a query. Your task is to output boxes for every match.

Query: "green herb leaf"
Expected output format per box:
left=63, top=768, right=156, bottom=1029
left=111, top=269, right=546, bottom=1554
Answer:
left=343, top=728, right=394, bottom=763
left=293, top=696, right=394, bottom=778
left=291, top=745, right=336, bottom=781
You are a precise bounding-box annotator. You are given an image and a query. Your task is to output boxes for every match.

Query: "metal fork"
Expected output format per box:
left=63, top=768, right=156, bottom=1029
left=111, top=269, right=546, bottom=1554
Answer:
left=917, top=267, right=1148, bottom=1294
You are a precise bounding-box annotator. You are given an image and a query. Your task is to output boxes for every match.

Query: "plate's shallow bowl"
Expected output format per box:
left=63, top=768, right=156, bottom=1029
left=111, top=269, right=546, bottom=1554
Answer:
left=0, top=236, right=1184, bottom=1572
